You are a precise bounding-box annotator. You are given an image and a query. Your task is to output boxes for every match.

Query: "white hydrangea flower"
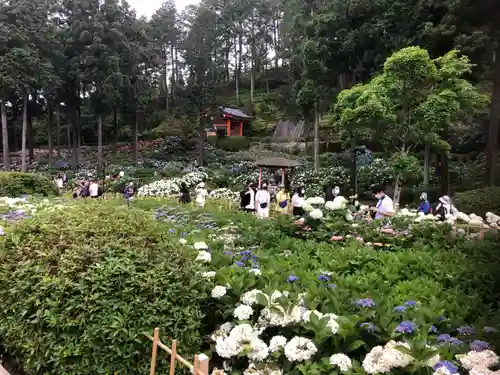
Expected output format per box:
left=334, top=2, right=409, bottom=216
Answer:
left=194, top=241, right=208, bottom=250
left=329, top=353, right=352, bottom=372
left=301, top=310, right=339, bottom=334
left=284, top=337, right=317, bottom=362
left=309, top=209, right=323, bottom=220
left=247, top=337, right=269, bottom=361
left=220, top=322, right=233, bottom=333
left=215, top=324, right=268, bottom=361
left=259, top=305, right=301, bottom=327
left=469, top=367, right=496, bottom=375
left=306, top=196, right=325, bottom=205
left=362, top=341, right=413, bottom=374
left=202, top=271, right=216, bottom=278
left=241, top=289, right=262, bottom=306
left=269, top=335, right=287, bottom=352
left=211, top=369, right=227, bottom=375
left=302, top=203, right=314, bottom=212
left=234, top=305, right=254, bottom=320
left=196, top=250, right=211, bottom=263
left=457, top=350, right=499, bottom=370
left=211, top=286, right=227, bottom=299
left=433, top=367, right=455, bottom=375
left=179, top=238, right=187, bottom=245
left=249, top=268, right=262, bottom=276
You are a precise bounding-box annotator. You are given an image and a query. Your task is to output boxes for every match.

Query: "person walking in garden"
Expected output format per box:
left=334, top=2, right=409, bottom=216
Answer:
left=255, top=183, right=271, bottom=218
left=89, top=179, right=99, bottom=198
left=241, top=182, right=256, bottom=213
left=123, top=182, right=135, bottom=206
left=417, top=192, right=432, bottom=215
left=275, top=184, right=291, bottom=214
left=291, top=186, right=306, bottom=217
left=370, top=186, right=395, bottom=219
left=179, top=182, right=191, bottom=204
left=195, top=182, right=209, bottom=208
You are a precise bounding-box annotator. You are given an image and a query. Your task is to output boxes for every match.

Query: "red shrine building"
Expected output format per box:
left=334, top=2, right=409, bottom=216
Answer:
left=210, top=107, right=253, bottom=136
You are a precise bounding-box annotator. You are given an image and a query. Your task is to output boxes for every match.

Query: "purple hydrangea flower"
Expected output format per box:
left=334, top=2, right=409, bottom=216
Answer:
left=168, top=228, right=176, bottom=233
left=326, top=283, right=337, bottom=288
left=318, top=274, right=330, bottom=282
left=234, top=261, right=245, bottom=267
left=224, top=251, right=233, bottom=255
left=437, top=334, right=451, bottom=343
left=404, top=300, right=417, bottom=306
left=433, top=361, right=458, bottom=374
left=395, top=321, right=417, bottom=334
left=449, top=337, right=464, bottom=346
left=470, top=340, right=489, bottom=352
left=355, top=298, right=375, bottom=308
left=457, top=325, right=475, bottom=336
left=483, top=326, right=498, bottom=333
left=287, top=275, right=299, bottom=282
left=181, top=232, right=188, bottom=237
left=360, top=322, right=376, bottom=332
left=393, top=305, right=407, bottom=312
left=429, top=326, right=438, bottom=333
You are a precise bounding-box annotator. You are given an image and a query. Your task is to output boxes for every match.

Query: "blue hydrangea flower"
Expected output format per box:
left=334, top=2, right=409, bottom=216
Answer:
left=433, top=361, right=458, bottom=374
left=449, top=337, right=464, bottom=346
left=234, top=261, right=245, bottom=267
left=355, top=298, right=375, bottom=308
left=483, top=326, right=498, bottom=333
left=287, top=275, right=299, bottom=282
left=326, top=283, right=337, bottom=288
left=318, top=274, right=330, bottom=282
left=168, top=228, right=176, bottom=233
left=223, top=251, right=233, bottom=255
left=429, top=326, right=438, bottom=333
left=437, top=334, right=451, bottom=343
left=360, top=322, right=376, bottom=332
left=393, top=305, right=407, bottom=312
left=457, top=325, right=475, bottom=336
left=470, top=340, right=489, bottom=352
left=404, top=300, right=417, bottom=306
left=395, top=321, right=417, bottom=334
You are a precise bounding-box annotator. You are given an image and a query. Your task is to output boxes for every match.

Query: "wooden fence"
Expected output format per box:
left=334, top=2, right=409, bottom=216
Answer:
left=145, top=328, right=209, bottom=375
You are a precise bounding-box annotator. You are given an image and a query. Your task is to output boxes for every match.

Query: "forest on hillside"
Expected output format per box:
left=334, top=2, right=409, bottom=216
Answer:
left=0, top=0, right=499, bottom=180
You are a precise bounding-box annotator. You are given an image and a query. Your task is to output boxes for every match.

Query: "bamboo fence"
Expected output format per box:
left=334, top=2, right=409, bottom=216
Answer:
left=145, top=328, right=209, bottom=375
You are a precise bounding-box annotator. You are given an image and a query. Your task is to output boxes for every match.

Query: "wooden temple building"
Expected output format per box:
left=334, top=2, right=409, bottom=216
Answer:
left=209, top=107, right=253, bottom=136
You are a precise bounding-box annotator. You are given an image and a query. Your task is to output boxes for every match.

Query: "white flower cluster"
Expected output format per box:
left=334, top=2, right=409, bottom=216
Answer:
left=362, top=341, right=413, bottom=373
left=137, top=171, right=207, bottom=197
left=215, top=324, right=269, bottom=361
left=269, top=336, right=287, bottom=352
left=301, top=310, right=340, bottom=334
left=209, top=188, right=240, bottom=201
left=243, top=363, right=283, bottom=375
left=234, top=305, right=254, bottom=320
left=457, top=350, right=498, bottom=374
left=329, top=353, right=353, bottom=372
left=212, top=286, right=227, bottom=299
left=284, top=336, right=317, bottom=362
left=309, top=209, right=323, bottom=220
left=325, top=196, right=348, bottom=210
left=240, top=289, right=262, bottom=306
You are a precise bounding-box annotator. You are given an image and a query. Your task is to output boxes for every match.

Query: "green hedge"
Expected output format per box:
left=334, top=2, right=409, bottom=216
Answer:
left=208, top=136, right=251, bottom=152
left=0, top=201, right=208, bottom=375
left=454, top=187, right=500, bottom=216
left=0, top=172, right=59, bottom=197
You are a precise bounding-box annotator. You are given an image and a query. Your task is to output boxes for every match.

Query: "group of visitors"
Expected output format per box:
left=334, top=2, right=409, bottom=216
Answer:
left=179, top=182, right=209, bottom=207
left=417, top=192, right=458, bottom=220
left=72, top=178, right=104, bottom=199
left=240, top=182, right=272, bottom=218
left=54, top=173, right=68, bottom=190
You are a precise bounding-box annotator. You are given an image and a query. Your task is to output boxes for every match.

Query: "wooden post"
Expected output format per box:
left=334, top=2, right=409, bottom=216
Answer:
left=150, top=327, right=160, bottom=375
left=281, top=168, right=285, bottom=185
left=169, top=340, right=177, bottom=375
left=258, top=167, right=262, bottom=188
left=239, top=120, right=243, bottom=136
left=198, top=354, right=209, bottom=375
left=193, top=355, right=199, bottom=375
left=226, top=119, right=230, bottom=136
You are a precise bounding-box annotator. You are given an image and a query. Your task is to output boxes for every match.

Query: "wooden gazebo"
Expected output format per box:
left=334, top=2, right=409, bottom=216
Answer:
left=254, top=157, right=300, bottom=188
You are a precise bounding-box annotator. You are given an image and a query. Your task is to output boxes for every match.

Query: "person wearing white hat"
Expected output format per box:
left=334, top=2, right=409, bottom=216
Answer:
left=435, top=195, right=457, bottom=220
left=255, top=183, right=271, bottom=218
left=195, top=182, right=209, bottom=207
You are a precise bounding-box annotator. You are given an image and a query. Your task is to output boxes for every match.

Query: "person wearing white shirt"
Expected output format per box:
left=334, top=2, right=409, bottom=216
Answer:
left=370, top=186, right=395, bottom=219
left=89, top=180, right=99, bottom=198
left=195, top=182, right=209, bottom=207
left=244, top=184, right=256, bottom=213
left=291, top=186, right=305, bottom=216
left=255, top=183, right=271, bottom=218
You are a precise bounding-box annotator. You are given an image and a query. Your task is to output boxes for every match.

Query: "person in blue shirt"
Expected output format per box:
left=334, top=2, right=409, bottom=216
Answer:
left=417, top=192, right=431, bottom=214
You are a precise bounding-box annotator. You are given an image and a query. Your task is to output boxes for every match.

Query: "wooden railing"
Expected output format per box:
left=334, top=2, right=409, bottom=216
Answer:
left=145, top=328, right=209, bottom=375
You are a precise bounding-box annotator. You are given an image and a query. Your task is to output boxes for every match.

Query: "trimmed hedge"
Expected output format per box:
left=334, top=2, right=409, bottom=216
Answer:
left=208, top=136, right=251, bottom=152
left=0, top=172, right=59, bottom=197
left=454, top=187, right=500, bottom=217
left=0, top=201, right=209, bottom=375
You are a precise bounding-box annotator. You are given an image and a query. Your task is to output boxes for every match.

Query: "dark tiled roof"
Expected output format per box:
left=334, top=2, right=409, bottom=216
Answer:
left=220, top=106, right=253, bottom=119
left=254, top=157, right=300, bottom=168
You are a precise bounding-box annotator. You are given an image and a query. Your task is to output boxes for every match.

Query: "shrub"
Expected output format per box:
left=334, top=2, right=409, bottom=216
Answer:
left=454, top=187, right=500, bottom=216
left=217, top=136, right=250, bottom=152
left=0, top=201, right=209, bottom=375
left=0, top=172, right=59, bottom=197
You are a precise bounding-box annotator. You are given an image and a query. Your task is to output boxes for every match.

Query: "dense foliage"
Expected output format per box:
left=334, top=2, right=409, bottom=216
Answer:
left=0, top=201, right=209, bottom=375
left=0, top=172, right=59, bottom=197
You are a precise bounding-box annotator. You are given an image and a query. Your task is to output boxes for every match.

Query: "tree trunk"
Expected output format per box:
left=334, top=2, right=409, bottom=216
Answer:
left=27, top=110, right=34, bottom=165
left=164, top=47, right=169, bottom=113
left=76, top=104, right=81, bottom=165
left=313, top=102, right=320, bottom=172
left=71, top=106, right=78, bottom=171
left=47, top=105, right=53, bottom=169
left=56, top=103, right=61, bottom=158
left=198, top=105, right=204, bottom=167
left=21, top=93, right=28, bottom=172
left=112, top=106, right=118, bottom=158
left=170, top=45, right=175, bottom=110
left=0, top=100, right=10, bottom=171
left=486, top=42, right=500, bottom=186
left=67, top=124, right=71, bottom=152
left=423, top=143, right=430, bottom=188
left=97, top=115, right=103, bottom=170
left=393, top=176, right=401, bottom=209
left=132, top=110, right=138, bottom=166
left=250, top=12, right=255, bottom=102
left=234, top=38, right=239, bottom=103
